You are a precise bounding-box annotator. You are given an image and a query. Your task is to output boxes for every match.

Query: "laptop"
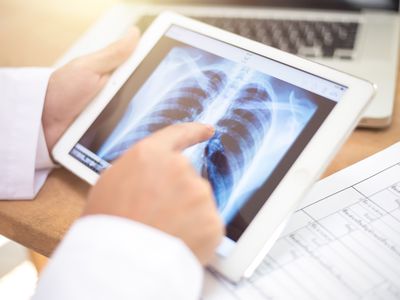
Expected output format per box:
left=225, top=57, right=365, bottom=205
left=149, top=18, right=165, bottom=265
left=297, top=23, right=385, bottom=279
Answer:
left=59, top=0, right=400, bottom=128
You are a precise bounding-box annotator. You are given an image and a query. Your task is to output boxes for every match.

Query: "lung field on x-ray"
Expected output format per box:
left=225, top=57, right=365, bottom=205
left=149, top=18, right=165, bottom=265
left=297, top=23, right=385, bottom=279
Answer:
left=97, top=46, right=317, bottom=223
left=97, top=47, right=229, bottom=161
left=100, top=70, right=226, bottom=161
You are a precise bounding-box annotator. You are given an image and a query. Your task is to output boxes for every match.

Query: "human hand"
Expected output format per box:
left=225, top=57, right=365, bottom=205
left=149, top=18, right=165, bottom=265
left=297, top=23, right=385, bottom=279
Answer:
left=83, top=123, right=224, bottom=265
left=42, top=28, right=140, bottom=151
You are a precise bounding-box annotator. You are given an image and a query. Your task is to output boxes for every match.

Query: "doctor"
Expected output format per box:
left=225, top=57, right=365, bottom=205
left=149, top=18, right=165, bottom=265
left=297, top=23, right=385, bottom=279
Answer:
left=0, top=28, right=224, bottom=299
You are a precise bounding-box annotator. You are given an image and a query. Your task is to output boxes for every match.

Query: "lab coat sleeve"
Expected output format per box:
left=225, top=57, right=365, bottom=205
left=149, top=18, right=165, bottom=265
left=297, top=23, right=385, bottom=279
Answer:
left=0, top=68, right=54, bottom=199
left=32, top=215, right=203, bottom=300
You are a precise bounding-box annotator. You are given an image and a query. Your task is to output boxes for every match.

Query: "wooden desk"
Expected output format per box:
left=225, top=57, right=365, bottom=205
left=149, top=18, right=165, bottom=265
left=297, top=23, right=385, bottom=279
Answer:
left=0, top=1, right=399, bottom=257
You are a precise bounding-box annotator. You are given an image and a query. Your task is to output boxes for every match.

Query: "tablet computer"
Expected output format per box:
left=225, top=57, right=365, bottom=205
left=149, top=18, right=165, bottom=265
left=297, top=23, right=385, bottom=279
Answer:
left=52, top=11, right=375, bottom=282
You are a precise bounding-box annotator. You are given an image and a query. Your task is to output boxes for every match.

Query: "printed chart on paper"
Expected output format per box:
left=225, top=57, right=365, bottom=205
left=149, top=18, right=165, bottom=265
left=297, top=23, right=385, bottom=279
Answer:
left=203, top=142, right=400, bottom=300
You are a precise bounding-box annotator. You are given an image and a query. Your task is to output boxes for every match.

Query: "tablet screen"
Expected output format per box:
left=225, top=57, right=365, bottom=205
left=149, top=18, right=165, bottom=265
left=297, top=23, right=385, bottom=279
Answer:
left=69, top=25, right=347, bottom=247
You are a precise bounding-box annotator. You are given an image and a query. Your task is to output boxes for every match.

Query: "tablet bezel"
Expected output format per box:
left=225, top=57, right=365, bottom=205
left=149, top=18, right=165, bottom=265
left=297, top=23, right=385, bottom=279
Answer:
left=52, top=11, right=375, bottom=282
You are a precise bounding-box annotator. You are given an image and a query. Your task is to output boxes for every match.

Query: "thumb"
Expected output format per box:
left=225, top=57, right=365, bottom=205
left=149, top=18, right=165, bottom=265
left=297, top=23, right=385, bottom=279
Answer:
left=76, top=27, right=140, bottom=74
left=149, top=123, right=215, bottom=152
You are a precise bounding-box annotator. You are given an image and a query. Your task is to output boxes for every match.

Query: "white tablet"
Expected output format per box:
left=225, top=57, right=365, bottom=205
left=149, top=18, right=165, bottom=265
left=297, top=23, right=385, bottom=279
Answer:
left=53, top=11, right=375, bottom=282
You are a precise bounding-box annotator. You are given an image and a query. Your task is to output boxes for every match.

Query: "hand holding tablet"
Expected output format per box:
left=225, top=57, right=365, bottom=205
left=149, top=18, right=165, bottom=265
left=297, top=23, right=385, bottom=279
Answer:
left=42, top=29, right=140, bottom=150
left=53, top=12, right=375, bottom=282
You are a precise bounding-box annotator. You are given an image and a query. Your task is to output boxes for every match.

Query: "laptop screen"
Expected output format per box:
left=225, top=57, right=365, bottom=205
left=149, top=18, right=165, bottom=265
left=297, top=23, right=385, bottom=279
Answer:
left=146, top=0, right=399, bottom=11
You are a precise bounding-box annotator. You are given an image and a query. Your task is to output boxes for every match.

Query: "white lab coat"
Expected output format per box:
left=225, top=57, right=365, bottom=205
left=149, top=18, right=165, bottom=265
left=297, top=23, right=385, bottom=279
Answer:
left=0, top=68, right=203, bottom=299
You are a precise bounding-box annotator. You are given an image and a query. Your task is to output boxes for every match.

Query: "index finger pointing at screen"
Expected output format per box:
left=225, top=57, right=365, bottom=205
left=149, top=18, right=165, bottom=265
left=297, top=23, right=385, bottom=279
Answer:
left=149, top=123, right=215, bottom=151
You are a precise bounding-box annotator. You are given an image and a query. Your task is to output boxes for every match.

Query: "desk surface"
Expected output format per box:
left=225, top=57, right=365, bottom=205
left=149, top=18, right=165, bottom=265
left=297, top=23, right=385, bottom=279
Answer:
left=1, top=1, right=399, bottom=257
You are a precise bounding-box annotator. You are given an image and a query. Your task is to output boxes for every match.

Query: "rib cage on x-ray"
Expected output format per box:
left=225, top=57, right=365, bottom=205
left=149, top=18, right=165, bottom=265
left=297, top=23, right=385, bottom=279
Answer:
left=101, top=69, right=227, bottom=161
left=202, top=83, right=272, bottom=210
left=94, top=46, right=319, bottom=224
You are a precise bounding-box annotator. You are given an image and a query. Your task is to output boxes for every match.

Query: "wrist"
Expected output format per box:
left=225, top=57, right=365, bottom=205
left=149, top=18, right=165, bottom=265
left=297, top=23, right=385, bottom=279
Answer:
left=41, top=70, right=71, bottom=151
left=42, top=112, right=63, bottom=151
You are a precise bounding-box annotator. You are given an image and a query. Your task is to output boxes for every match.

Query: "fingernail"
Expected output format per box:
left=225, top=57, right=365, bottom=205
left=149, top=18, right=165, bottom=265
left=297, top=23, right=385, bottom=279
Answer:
left=129, top=26, right=141, bottom=37
left=122, top=27, right=140, bottom=42
left=204, top=124, right=215, bottom=134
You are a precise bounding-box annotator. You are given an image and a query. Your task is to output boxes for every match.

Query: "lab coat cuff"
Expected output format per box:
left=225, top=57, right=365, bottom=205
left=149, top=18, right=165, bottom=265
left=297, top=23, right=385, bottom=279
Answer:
left=0, top=67, right=54, bottom=199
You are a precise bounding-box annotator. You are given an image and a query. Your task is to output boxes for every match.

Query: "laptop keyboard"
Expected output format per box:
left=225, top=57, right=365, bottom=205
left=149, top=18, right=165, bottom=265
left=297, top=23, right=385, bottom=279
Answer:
left=136, top=15, right=359, bottom=59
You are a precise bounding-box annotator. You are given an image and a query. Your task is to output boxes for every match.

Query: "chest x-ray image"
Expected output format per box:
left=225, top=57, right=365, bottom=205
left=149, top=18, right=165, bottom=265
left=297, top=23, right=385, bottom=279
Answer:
left=93, top=45, right=318, bottom=224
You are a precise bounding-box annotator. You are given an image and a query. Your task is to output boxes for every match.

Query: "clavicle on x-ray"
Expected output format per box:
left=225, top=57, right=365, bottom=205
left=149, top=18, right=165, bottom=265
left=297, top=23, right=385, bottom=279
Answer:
left=96, top=46, right=317, bottom=224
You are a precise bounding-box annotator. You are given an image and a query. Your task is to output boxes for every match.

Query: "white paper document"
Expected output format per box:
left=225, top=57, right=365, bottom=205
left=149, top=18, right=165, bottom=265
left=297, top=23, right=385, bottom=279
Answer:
left=203, top=142, right=400, bottom=299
